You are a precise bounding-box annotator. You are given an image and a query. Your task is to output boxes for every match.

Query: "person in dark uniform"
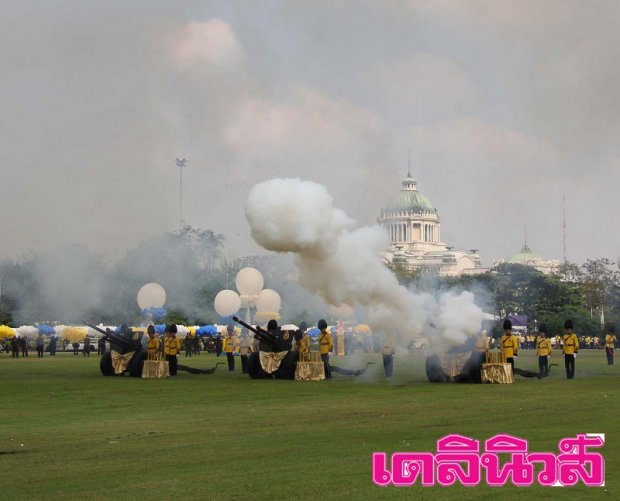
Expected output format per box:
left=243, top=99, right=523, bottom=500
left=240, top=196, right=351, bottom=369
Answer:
left=215, top=333, right=223, bottom=357
left=11, top=337, right=19, bottom=358
left=605, top=325, right=617, bottom=365
left=381, top=332, right=395, bottom=378
left=49, top=336, right=57, bottom=356
left=36, top=334, right=45, bottom=358
left=20, top=337, right=29, bottom=357
left=184, top=335, right=193, bottom=358
left=318, top=319, right=333, bottom=379
left=72, top=342, right=80, bottom=355
left=536, top=325, right=552, bottom=377
left=83, top=335, right=91, bottom=357
left=97, top=336, right=106, bottom=355
left=562, top=319, right=579, bottom=379
left=500, top=319, right=518, bottom=372
left=224, top=324, right=238, bottom=371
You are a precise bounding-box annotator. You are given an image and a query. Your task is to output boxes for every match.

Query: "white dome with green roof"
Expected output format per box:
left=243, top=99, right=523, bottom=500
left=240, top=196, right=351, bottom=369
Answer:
left=378, top=166, right=482, bottom=277
left=509, top=242, right=540, bottom=263
left=385, top=176, right=436, bottom=213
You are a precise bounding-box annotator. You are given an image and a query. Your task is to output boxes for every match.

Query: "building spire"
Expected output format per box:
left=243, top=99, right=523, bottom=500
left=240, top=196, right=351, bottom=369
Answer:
left=521, top=224, right=531, bottom=253
left=408, top=149, right=412, bottom=178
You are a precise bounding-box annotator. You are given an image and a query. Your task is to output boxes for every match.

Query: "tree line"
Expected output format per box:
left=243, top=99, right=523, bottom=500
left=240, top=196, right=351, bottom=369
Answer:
left=1, top=225, right=618, bottom=337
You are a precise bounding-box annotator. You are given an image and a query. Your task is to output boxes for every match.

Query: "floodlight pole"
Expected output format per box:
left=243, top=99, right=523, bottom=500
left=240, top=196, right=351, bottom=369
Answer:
left=176, top=158, right=188, bottom=227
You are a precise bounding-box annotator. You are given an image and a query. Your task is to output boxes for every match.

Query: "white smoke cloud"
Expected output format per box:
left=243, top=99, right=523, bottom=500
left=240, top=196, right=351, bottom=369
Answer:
left=246, top=178, right=485, bottom=349
left=169, top=19, right=244, bottom=71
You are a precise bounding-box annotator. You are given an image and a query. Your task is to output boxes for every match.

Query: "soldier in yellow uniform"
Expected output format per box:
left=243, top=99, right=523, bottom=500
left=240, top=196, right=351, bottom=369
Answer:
left=146, top=325, right=160, bottom=359
left=294, top=321, right=311, bottom=362
left=224, top=324, right=239, bottom=372
left=536, top=325, right=552, bottom=377
left=318, top=319, right=333, bottom=379
left=164, top=324, right=182, bottom=376
left=605, top=325, right=617, bottom=365
left=500, top=319, right=519, bottom=372
left=562, top=320, right=579, bottom=379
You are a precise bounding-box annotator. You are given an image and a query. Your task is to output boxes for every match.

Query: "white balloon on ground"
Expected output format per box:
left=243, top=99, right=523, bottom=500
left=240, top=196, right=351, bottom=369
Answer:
left=176, top=325, right=189, bottom=340
left=235, top=267, right=264, bottom=296
left=137, top=283, right=166, bottom=309
left=17, top=325, right=38, bottom=339
left=214, top=290, right=241, bottom=316
left=256, top=289, right=281, bottom=313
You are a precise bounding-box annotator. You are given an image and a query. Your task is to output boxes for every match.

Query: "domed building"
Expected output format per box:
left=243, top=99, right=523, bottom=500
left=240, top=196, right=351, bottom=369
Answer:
left=378, top=171, right=481, bottom=276
left=493, top=239, right=560, bottom=275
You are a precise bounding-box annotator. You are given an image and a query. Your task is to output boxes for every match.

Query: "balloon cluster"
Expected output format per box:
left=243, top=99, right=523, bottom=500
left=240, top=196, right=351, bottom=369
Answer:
left=0, top=325, right=16, bottom=340
left=213, top=267, right=281, bottom=321
left=196, top=325, right=218, bottom=336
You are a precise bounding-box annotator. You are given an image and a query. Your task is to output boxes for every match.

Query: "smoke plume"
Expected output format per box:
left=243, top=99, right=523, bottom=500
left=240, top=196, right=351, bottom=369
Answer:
left=246, top=178, right=485, bottom=350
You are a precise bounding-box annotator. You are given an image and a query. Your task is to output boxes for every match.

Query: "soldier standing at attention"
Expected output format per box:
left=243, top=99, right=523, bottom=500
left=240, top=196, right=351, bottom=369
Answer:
left=318, top=319, right=333, bottom=379
left=164, top=324, right=182, bottom=376
left=500, top=319, right=518, bottom=373
left=562, top=320, right=579, bottom=379
left=146, top=325, right=159, bottom=359
left=536, top=325, right=552, bottom=377
left=297, top=322, right=311, bottom=362
left=224, top=324, right=238, bottom=372
left=83, top=335, right=91, bottom=357
left=604, top=325, right=616, bottom=365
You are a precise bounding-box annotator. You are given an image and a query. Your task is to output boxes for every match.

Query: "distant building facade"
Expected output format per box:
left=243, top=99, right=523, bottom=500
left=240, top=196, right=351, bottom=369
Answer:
left=378, top=172, right=481, bottom=276
left=492, top=240, right=560, bottom=275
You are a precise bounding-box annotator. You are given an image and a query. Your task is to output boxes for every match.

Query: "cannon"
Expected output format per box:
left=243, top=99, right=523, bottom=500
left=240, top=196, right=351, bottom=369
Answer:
left=89, top=322, right=225, bottom=378
left=232, top=316, right=297, bottom=379
left=425, top=334, right=557, bottom=383
left=86, top=323, right=147, bottom=377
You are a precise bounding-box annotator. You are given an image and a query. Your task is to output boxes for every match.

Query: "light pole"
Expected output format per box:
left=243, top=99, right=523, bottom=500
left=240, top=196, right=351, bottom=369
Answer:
left=175, top=158, right=188, bottom=227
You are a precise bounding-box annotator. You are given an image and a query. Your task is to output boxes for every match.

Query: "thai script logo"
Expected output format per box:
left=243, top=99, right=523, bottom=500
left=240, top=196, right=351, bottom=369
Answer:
left=372, top=433, right=605, bottom=487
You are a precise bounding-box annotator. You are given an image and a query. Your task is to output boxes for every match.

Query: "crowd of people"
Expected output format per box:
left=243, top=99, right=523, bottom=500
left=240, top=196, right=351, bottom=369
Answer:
left=3, top=319, right=616, bottom=383
left=498, top=319, right=617, bottom=379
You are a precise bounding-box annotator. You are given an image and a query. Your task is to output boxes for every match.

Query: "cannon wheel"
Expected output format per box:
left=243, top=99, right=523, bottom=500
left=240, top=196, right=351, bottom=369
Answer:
left=425, top=355, right=449, bottom=382
left=129, top=351, right=147, bottom=378
left=100, top=351, right=115, bottom=376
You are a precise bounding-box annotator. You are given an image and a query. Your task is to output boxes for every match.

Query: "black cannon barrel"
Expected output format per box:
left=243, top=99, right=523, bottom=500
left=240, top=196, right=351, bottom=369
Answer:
left=232, top=316, right=277, bottom=346
left=84, top=322, right=139, bottom=353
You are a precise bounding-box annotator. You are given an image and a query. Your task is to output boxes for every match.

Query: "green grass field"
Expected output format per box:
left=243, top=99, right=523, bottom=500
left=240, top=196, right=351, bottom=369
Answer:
left=1, top=349, right=617, bottom=500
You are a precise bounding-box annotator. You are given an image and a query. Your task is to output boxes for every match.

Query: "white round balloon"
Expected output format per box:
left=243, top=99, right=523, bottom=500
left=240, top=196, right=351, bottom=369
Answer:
left=137, top=283, right=166, bottom=309
left=17, top=325, right=38, bottom=339
left=214, top=290, right=241, bottom=317
left=235, top=268, right=264, bottom=297
left=175, top=325, right=189, bottom=340
left=256, top=289, right=281, bottom=313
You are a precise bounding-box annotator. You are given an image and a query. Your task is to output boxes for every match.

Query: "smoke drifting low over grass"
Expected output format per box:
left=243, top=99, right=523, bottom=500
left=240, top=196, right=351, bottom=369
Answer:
left=246, top=178, right=485, bottom=350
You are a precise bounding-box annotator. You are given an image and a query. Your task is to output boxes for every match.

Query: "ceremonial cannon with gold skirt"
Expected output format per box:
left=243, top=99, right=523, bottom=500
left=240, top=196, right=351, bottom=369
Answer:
left=86, top=323, right=148, bottom=377
left=426, top=333, right=546, bottom=383
left=233, top=317, right=297, bottom=379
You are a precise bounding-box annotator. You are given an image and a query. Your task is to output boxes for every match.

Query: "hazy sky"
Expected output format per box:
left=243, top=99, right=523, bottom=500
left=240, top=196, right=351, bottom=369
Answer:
left=2, top=0, right=619, bottom=266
